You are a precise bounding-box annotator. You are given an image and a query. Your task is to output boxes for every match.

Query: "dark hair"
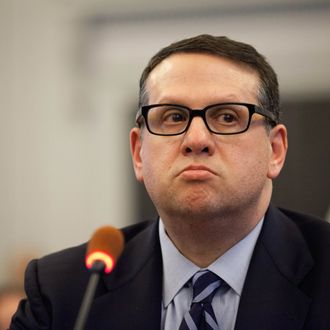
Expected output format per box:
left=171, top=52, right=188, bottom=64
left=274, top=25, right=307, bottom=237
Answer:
left=139, top=34, right=280, bottom=126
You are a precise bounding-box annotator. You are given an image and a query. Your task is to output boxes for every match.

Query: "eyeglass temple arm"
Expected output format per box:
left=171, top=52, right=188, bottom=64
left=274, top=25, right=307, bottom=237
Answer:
left=255, top=106, right=278, bottom=124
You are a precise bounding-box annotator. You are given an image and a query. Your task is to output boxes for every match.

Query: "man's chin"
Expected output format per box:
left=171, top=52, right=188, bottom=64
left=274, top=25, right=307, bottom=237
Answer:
left=165, top=200, right=225, bottom=220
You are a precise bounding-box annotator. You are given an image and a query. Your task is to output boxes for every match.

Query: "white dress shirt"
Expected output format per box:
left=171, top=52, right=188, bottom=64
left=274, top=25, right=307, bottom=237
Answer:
left=159, top=218, right=264, bottom=330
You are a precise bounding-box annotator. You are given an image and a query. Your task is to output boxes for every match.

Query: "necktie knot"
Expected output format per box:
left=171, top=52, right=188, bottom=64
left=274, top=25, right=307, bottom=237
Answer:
left=179, top=270, right=221, bottom=330
left=191, top=270, right=222, bottom=304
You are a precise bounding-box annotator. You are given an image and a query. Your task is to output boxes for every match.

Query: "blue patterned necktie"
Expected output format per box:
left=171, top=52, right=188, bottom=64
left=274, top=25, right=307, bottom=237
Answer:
left=179, top=270, right=222, bottom=330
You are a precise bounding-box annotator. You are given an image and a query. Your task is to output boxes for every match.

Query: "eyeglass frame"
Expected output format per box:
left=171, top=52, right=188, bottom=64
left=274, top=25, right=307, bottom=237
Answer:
left=135, top=102, right=278, bottom=136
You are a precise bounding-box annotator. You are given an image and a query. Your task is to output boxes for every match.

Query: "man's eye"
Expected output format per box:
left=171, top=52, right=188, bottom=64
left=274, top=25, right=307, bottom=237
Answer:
left=210, top=110, right=238, bottom=125
left=220, top=113, right=237, bottom=123
left=163, top=111, right=187, bottom=123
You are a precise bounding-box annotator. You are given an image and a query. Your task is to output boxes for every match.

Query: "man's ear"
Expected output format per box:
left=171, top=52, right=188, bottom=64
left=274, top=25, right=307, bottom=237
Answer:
left=267, top=124, right=288, bottom=179
left=130, top=127, right=144, bottom=182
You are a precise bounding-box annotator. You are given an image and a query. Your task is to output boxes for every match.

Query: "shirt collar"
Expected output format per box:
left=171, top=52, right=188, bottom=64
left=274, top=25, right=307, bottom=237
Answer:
left=159, top=218, right=264, bottom=307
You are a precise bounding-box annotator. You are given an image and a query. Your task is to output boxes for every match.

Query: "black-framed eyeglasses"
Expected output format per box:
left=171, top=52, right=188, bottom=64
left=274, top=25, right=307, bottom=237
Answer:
left=136, top=103, right=277, bottom=136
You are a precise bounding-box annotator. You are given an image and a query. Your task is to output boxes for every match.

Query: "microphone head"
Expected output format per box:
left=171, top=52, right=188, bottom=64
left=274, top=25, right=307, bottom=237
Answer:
left=85, top=226, right=124, bottom=274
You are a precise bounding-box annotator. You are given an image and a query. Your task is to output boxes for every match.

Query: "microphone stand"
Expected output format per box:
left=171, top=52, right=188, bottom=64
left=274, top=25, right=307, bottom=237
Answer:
left=73, top=261, right=105, bottom=330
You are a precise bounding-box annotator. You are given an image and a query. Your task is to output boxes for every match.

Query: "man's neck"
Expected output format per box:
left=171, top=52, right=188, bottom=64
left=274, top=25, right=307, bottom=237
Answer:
left=160, top=202, right=268, bottom=268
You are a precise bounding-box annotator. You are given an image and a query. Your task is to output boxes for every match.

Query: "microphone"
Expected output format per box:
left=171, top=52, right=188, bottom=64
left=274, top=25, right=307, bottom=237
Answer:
left=73, top=226, right=124, bottom=330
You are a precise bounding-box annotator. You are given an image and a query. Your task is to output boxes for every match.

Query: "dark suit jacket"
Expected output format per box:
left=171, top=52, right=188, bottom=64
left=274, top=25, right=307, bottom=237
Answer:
left=10, top=206, right=330, bottom=329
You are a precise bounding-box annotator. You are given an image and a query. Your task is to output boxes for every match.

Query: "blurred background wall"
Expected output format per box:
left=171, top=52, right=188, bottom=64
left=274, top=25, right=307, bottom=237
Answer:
left=0, top=0, right=329, bottom=286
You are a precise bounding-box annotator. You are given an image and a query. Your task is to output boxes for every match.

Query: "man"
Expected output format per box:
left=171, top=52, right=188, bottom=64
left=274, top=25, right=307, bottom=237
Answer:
left=10, top=35, right=330, bottom=329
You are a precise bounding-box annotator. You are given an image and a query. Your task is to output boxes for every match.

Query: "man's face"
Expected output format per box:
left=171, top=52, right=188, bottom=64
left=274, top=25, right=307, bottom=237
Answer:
left=130, top=53, right=287, bottom=220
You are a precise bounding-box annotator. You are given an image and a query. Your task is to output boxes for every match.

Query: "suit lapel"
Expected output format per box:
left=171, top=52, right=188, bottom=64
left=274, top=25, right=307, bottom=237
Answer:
left=235, top=206, right=314, bottom=330
left=87, top=220, right=163, bottom=330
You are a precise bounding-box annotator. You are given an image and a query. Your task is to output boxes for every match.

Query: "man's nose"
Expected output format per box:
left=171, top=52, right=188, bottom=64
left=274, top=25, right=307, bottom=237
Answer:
left=181, top=117, right=216, bottom=155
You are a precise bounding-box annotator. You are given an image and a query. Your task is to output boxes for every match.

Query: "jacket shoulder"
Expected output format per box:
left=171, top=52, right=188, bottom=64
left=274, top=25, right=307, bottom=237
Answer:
left=36, top=219, right=156, bottom=273
left=11, top=220, right=157, bottom=329
left=275, top=207, right=330, bottom=285
left=279, top=207, right=330, bottom=250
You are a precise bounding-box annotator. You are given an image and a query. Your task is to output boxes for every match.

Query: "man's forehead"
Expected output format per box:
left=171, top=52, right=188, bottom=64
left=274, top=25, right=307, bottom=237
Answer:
left=147, top=52, right=259, bottom=84
left=145, top=52, right=260, bottom=104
